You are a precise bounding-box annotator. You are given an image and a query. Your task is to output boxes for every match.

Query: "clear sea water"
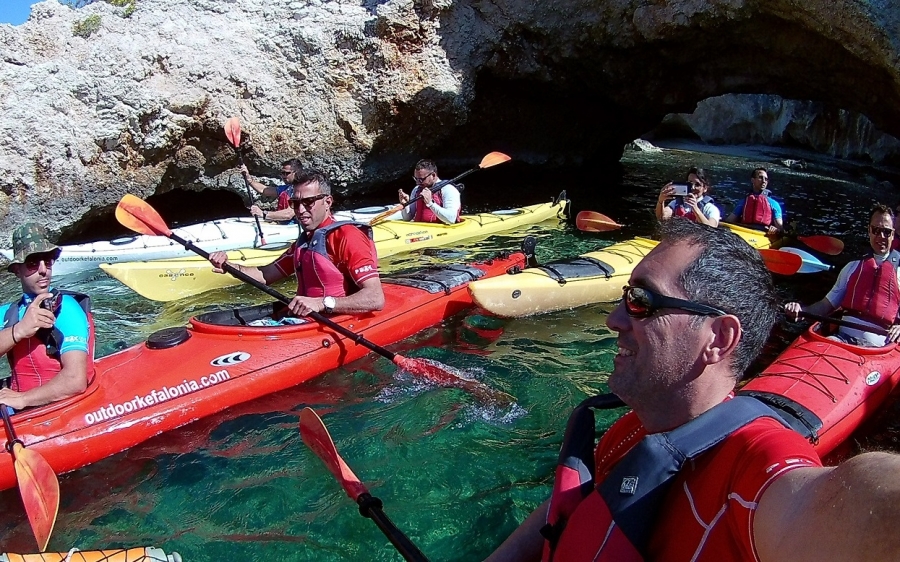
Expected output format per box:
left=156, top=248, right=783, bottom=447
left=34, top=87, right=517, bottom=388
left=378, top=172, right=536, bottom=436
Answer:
left=0, top=144, right=898, bottom=559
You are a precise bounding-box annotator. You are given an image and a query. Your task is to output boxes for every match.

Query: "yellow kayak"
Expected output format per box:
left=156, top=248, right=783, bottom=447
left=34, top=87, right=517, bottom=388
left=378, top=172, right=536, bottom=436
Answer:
left=100, top=195, right=569, bottom=302
left=467, top=222, right=774, bottom=318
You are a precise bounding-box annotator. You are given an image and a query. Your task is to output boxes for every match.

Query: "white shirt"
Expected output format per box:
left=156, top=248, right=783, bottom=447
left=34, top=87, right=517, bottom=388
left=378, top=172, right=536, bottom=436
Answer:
left=824, top=253, right=900, bottom=346
left=401, top=181, right=461, bottom=225
left=667, top=198, right=721, bottom=222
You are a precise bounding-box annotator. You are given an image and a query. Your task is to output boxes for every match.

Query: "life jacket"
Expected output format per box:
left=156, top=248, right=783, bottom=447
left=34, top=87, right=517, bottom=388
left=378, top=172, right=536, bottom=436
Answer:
left=4, top=290, right=95, bottom=393
left=276, top=189, right=291, bottom=211
left=839, top=251, right=900, bottom=328
left=740, top=189, right=774, bottom=227
left=294, top=220, right=373, bottom=298
left=541, top=395, right=788, bottom=562
left=412, top=184, right=461, bottom=223
left=672, top=196, right=714, bottom=222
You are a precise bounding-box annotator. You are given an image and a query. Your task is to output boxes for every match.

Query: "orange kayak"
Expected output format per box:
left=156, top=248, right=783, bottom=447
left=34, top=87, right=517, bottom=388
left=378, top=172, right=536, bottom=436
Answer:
left=0, top=251, right=524, bottom=491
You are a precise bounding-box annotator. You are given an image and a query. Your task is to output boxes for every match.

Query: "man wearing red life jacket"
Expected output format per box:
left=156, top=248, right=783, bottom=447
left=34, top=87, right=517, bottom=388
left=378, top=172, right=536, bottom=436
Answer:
left=0, top=223, right=92, bottom=411
left=243, top=158, right=304, bottom=224
left=209, top=169, right=384, bottom=318
left=785, top=204, right=900, bottom=347
left=397, top=159, right=462, bottom=224
left=487, top=219, right=900, bottom=562
left=725, top=168, right=784, bottom=237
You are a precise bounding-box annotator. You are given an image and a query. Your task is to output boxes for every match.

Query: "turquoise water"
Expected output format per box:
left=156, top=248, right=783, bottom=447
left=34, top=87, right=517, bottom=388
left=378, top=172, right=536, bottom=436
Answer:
left=0, top=145, right=897, bottom=558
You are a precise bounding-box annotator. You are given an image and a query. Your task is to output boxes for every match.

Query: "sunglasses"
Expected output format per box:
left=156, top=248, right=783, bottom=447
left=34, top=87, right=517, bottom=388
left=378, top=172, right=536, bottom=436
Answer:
left=413, top=172, right=435, bottom=184
left=288, top=193, right=328, bottom=210
left=622, top=285, right=727, bottom=319
left=870, top=226, right=894, bottom=237
left=280, top=170, right=294, bottom=178
left=23, top=251, right=60, bottom=273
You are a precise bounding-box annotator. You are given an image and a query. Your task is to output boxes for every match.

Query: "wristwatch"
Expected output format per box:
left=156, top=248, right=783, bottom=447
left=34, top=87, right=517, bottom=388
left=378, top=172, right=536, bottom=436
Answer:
left=323, top=296, right=337, bottom=313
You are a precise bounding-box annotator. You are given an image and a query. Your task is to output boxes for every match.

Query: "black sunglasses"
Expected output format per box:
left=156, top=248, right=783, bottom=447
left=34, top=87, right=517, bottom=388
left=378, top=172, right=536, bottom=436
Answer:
left=289, top=194, right=328, bottom=209
left=870, top=226, right=894, bottom=237
left=622, top=285, right=727, bottom=318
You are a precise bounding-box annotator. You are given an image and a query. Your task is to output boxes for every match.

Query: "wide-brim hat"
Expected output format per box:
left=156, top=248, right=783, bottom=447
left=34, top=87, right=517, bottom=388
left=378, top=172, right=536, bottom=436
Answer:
left=7, top=222, right=60, bottom=272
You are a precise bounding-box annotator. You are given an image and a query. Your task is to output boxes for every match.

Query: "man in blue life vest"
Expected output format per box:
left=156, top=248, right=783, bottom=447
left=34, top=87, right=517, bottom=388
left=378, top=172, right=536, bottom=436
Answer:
left=487, top=219, right=900, bottom=562
left=0, top=223, right=92, bottom=411
left=785, top=204, right=900, bottom=346
left=725, top=167, right=784, bottom=237
left=209, top=169, right=385, bottom=317
left=243, top=157, right=304, bottom=223
left=397, top=159, right=461, bottom=224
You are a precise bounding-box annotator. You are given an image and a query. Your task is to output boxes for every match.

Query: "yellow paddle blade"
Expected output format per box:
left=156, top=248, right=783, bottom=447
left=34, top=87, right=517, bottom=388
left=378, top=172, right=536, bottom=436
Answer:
left=115, top=195, right=173, bottom=237
left=479, top=151, right=511, bottom=168
left=12, top=443, right=59, bottom=552
left=224, top=116, right=242, bottom=148
left=368, top=204, right=405, bottom=227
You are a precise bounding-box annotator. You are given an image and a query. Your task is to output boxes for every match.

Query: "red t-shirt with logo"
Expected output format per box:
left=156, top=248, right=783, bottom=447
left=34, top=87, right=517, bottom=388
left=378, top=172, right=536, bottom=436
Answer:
left=273, top=216, right=379, bottom=295
left=593, top=409, right=822, bottom=561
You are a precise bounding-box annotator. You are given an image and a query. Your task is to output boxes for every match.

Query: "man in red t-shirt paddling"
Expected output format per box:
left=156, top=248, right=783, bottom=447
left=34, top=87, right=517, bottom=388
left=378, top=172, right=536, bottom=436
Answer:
left=209, top=169, right=384, bottom=318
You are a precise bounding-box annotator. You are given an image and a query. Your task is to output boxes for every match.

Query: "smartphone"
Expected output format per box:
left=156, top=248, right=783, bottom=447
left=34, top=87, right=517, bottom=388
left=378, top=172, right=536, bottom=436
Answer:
left=40, top=292, right=60, bottom=313
left=671, top=183, right=690, bottom=196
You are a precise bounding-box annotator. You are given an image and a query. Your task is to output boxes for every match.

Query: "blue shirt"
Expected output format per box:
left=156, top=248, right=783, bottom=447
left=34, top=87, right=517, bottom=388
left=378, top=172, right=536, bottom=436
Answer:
left=0, top=292, right=89, bottom=355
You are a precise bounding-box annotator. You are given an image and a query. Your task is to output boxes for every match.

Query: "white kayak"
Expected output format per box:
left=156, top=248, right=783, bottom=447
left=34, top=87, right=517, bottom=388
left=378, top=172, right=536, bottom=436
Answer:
left=0, top=206, right=402, bottom=279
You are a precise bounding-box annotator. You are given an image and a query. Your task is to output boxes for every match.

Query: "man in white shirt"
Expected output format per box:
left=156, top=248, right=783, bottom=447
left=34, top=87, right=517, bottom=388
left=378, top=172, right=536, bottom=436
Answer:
left=397, top=159, right=461, bottom=224
left=785, top=204, right=900, bottom=346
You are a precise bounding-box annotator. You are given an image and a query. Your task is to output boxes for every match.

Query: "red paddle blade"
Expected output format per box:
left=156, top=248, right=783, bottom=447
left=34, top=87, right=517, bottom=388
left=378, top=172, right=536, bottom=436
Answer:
left=224, top=117, right=242, bottom=148
left=479, top=151, right=511, bottom=169
left=759, top=249, right=802, bottom=275
left=798, top=235, right=844, bottom=256
left=575, top=210, right=624, bottom=232
left=115, top=195, right=173, bottom=237
left=12, top=443, right=59, bottom=551
left=299, top=408, right=369, bottom=501
left=393, top=357, right=515, bottom=406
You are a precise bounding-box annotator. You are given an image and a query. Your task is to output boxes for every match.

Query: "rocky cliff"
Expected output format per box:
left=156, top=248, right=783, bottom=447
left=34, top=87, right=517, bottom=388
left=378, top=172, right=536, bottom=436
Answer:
left=1, top=0, right=899, bottom=240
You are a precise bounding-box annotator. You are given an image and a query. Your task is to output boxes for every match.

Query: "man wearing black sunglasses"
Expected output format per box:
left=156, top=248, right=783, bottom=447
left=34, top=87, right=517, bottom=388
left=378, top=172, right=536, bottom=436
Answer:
left=489, top=219, right=900, bottom=562
left=242, top=158, right=304, bottom=223
left=0, top=223, right=91, bottom=411
left=209, top=170, right=384, bottom=318
left=785, top=204, right=900, bottom=347
left=397, top=159, right=461, bottom=224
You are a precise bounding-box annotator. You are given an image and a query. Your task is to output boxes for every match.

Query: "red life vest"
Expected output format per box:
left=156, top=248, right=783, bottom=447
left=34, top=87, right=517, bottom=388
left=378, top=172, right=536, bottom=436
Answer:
left=294, top=220, right=373, bottom=298
left=740, top=190, right=774, bottom=227
left=412, top=185, right=460, bottom=223
left=839, top=251, right=900, bottom=328
left=542, top=396, right=788, bottom=562
left=4, top=291, right=95, bottom=393
left=276, top=190, right=291, bottom=211
left=672, top=196, right=714, bottom=222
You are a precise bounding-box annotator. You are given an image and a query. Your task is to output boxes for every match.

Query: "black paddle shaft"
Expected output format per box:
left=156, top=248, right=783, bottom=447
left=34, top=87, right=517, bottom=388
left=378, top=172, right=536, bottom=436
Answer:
left=231, top=146, right=267, bottom=243
left=403, top=170, right=470, bottom=209
left=799, top=311, right=890, bottom=336
left=170, top=233, right=400, bottom=361
left=357, top=493, right=430, bottom=562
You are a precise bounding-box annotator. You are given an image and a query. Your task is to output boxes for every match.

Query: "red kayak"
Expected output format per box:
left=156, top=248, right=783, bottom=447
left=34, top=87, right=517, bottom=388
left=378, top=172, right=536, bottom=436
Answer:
left=0, top=251, right=525, bottom=492
left=740, top=323, right=900, bottom=458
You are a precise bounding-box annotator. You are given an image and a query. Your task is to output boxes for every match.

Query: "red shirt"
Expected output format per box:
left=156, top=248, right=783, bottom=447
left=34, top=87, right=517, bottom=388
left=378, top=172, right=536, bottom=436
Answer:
left=273, top=216, right=379, bottom=295
left=594, top=410, right=822, bottom=561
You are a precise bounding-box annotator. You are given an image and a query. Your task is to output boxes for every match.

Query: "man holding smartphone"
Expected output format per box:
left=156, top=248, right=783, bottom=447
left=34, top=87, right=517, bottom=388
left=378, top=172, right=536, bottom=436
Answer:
left=655, top=167, right=721, bottom=227
left=0, top=223, right=92, bottom=411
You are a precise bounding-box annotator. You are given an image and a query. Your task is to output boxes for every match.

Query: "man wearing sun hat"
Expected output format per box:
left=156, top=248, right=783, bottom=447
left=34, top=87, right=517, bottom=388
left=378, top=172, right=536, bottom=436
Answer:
left=0, top=223, right=92, bottom=411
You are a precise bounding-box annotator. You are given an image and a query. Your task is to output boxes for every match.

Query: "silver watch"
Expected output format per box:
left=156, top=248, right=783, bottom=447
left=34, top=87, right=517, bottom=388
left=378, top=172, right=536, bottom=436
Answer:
left=323, top=296, right=337, bottom=313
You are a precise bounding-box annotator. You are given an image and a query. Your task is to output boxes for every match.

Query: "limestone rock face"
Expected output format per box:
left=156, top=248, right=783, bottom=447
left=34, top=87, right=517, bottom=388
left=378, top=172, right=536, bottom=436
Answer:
left=657, top=94, right=900, bottom=166
left=1, top=0, right=899, bottom=240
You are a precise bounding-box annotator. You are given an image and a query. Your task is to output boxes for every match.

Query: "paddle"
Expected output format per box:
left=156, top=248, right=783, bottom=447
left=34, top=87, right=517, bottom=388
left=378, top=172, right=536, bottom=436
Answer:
left=115, top=195, right=514, bottom=405
left=797, top=311, right=889, bottom=337
left=299, top=408, right=429, bottom=562
left=758, top=248, right=802, bottom=276
left=224, top=117, right=267, bottom=247
left=798, top=235, right=844, bottom=256
left=777, top=247, right=833, bottom=273
left=1, top=406, right=59, bottom=551
left=575, top=210, right=624, bottom=232
left=369, top=152, right=512, bottom=226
